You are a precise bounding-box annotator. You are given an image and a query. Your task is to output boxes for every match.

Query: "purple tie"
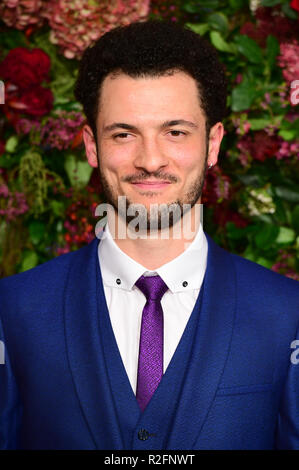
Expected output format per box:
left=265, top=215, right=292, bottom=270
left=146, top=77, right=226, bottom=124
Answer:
left=135, top=274, right=169, bottom=412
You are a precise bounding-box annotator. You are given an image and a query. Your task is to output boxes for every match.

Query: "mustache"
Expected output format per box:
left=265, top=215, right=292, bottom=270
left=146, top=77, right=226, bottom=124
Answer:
left=123, top=172, right=178, bottom=184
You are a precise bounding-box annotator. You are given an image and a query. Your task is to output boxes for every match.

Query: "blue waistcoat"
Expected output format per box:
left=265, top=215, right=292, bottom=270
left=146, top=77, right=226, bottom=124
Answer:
left=0, top=233, right=299, bottom=449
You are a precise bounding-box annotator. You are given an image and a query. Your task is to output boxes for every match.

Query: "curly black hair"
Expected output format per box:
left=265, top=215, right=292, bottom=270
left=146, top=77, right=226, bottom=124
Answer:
left=74, top=20, right=228, bottom=143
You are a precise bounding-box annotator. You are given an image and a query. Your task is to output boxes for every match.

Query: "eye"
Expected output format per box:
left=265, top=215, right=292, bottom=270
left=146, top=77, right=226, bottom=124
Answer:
left=168, top=130, right=187, bottom=137
left=113, top=132, right=132, bottom=139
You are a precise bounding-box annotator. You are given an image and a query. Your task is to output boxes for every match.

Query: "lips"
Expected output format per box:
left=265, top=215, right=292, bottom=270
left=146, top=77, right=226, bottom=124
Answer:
left=131, top=181, right=171, bottom=189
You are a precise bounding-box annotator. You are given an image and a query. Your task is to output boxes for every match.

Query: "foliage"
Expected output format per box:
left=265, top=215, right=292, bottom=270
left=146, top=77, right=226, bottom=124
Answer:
left=0, top=0, right=298, bottom=279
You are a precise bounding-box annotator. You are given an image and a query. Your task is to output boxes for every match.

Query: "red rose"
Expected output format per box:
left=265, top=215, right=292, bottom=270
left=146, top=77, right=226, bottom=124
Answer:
left=291, top=0, right=299, bottom=12
left=12, top=85, right=54, bottom=117
left=0, top=47, right=51, bottom=90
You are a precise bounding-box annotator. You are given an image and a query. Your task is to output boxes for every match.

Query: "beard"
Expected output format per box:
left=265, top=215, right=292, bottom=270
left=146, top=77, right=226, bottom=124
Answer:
left=96, top=148, right=208, bottom=233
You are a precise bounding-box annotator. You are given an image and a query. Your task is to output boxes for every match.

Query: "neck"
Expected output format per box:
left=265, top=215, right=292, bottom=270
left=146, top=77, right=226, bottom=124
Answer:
left=106, top=202, right=202, bottom=270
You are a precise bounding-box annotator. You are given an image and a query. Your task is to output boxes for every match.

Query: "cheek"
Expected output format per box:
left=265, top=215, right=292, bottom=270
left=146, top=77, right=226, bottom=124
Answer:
left=169, top=145, right=202, bottom=174
left=99, top=144, right=131, bottom=176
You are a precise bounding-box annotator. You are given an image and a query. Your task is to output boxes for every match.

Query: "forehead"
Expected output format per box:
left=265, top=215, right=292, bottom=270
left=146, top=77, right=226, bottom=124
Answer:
left=97, top=71, right=205, bottom=126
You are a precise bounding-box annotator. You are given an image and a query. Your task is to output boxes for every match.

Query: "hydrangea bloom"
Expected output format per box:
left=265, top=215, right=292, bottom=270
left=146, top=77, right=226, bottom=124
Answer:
left=0, top=0, right=45, bottom=30
left=42, top=0, right=150, bottom=59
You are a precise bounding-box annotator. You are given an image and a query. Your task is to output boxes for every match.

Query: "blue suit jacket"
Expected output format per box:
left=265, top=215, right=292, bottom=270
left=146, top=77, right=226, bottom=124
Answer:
left=0, top=233, right=299, bottom=450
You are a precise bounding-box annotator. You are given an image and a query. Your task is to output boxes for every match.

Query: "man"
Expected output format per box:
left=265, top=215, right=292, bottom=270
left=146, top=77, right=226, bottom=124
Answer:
left=0, top=20, right=299, bottom=450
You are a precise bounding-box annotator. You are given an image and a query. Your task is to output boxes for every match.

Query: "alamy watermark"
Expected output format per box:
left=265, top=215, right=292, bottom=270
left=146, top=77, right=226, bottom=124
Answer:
left=0, top=81, right=4, bottom=105
left=94, top=196, right=203, bottom=243
left=0, top=340, right=4, bottom=364
left=290, top=340, right=299, bottom=365
left=290, top=80, right=299, bottom=105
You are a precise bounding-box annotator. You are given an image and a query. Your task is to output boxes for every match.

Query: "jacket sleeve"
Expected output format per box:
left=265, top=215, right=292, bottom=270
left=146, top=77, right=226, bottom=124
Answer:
left=0, top=311, right=22, bottom=449
left=276, top=323, right=299, bottom=449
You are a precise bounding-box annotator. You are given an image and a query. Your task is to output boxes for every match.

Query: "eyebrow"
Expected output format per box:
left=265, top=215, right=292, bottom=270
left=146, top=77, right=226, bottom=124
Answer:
left=102, top=119, right=199, bottom=134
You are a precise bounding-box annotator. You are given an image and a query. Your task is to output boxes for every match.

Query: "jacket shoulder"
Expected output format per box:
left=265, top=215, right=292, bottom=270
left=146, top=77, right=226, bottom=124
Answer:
left=0, top=239, right=98, bottom=305
left=230, top=251, right=299, bottom=293
left=228, top=251, right=299, bottom=325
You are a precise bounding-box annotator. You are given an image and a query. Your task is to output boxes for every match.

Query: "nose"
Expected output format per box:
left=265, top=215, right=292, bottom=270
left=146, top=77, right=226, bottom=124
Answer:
left=133, top=135, right=169, bottom=174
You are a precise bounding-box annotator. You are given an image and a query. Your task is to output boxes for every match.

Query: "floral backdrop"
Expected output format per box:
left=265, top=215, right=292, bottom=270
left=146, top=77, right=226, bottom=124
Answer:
left=0, top=0, right=298, bottom=279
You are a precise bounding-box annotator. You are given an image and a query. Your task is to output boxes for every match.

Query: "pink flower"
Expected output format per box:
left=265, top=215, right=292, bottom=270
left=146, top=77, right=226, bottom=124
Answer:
left=0, top=184, right=28, bottom=221
left=202, top=165, right=231, bottom=206
left=272, top=250, right=299, bottom=280
left=0, top=184, right=10, bottom=198
left=277, top=41, right=299, bottom=85
left=235, top=74, right=243, bottom=84
left=42, top=0, right=150, bottom=60
left=276, top=140, right=299, bottom=160
left=37, top=110, right=86, bottom=150
left=236, top=131, right=281, bottom=163
left=15, top=118, right=40, bottom=135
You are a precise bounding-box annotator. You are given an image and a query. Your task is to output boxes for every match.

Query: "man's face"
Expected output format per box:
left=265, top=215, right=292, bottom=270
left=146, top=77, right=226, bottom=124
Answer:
left=83, top=70, right=224, bottom=230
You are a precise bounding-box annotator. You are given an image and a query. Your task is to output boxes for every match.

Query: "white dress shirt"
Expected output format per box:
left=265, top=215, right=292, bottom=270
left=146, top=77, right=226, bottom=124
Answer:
left=98, top=222, right=208, bottom=393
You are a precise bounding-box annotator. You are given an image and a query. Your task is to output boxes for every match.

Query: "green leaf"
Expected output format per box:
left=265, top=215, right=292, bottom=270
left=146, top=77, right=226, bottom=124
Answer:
left=254, top=224, right=279, bottom=249
left=266, top=35, right=280, bottom=68
left=226, top=222, right=247, bottom=240
left=275, top=186, right=299, bottom=202
left=261, top=0, right=281, bottom=6
left=50, top=200, right=65, bottom=217
left=237, top=173, right=263, bottom=186
left=20, top=251, right=39, bottom=272
left=247, top=114, right=282, bottom=131
left=278, top=118, right=299, bottom=140
left=183, top=0, right=220, bottom=10
left=209, top=31, right=236, bottom=53
left=278, top=129, right=297, bottom=141
left=281, top=118, right=299, bottom=130
left=5, top=136, right=18, bottom=153
left=229, top=0, right=248, bottom=9
left=243, top=245, right=257, bottom=262
left=256, top=257, right=273, bottom=269
left=282, top=2, right=299, bottom=19
left=186, top=23, right=209, bottom=36
left=0, top=30, right=28, bottom=50
left=291, top=206, right=299, bottom=234
left=64, top=154, right=93, bottom=189
left=234, top=35, right=264, bottom=64
left=182, top=3, right=201, bottom=13
left=207, top=13, right=229, bottom=36
left=231, top=76, right=256, bottom=111
left=29, top=220, right=46, bottom=245
left=247, top=118, right=272, bottom=130
left=0, top=152, right=21, bottom=169
left=275, top=227, right=296, bottom=245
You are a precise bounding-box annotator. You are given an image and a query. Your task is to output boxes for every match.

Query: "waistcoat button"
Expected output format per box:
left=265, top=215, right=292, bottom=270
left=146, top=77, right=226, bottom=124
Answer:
left=138, top=429, right=149, bottom=441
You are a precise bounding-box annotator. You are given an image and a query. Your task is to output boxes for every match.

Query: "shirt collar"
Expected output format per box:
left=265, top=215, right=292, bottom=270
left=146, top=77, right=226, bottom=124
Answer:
left=98, top=221, right=208, bottom=293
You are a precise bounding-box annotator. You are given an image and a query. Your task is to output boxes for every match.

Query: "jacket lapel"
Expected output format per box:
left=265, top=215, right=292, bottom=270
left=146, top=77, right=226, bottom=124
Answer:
left=63, top=235, right=124, bottom=449
left=166, top=233, right=237, bottom=449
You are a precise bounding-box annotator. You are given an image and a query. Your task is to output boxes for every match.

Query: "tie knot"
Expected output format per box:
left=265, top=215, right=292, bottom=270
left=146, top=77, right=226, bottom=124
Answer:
left=135, top=274, right=168, bottom=302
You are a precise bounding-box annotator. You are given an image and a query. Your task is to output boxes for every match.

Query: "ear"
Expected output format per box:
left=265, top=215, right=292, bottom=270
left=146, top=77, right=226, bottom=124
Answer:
left=82, top=124, right=98, bottom=168
left=207, top=122, right=225, bottom=167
